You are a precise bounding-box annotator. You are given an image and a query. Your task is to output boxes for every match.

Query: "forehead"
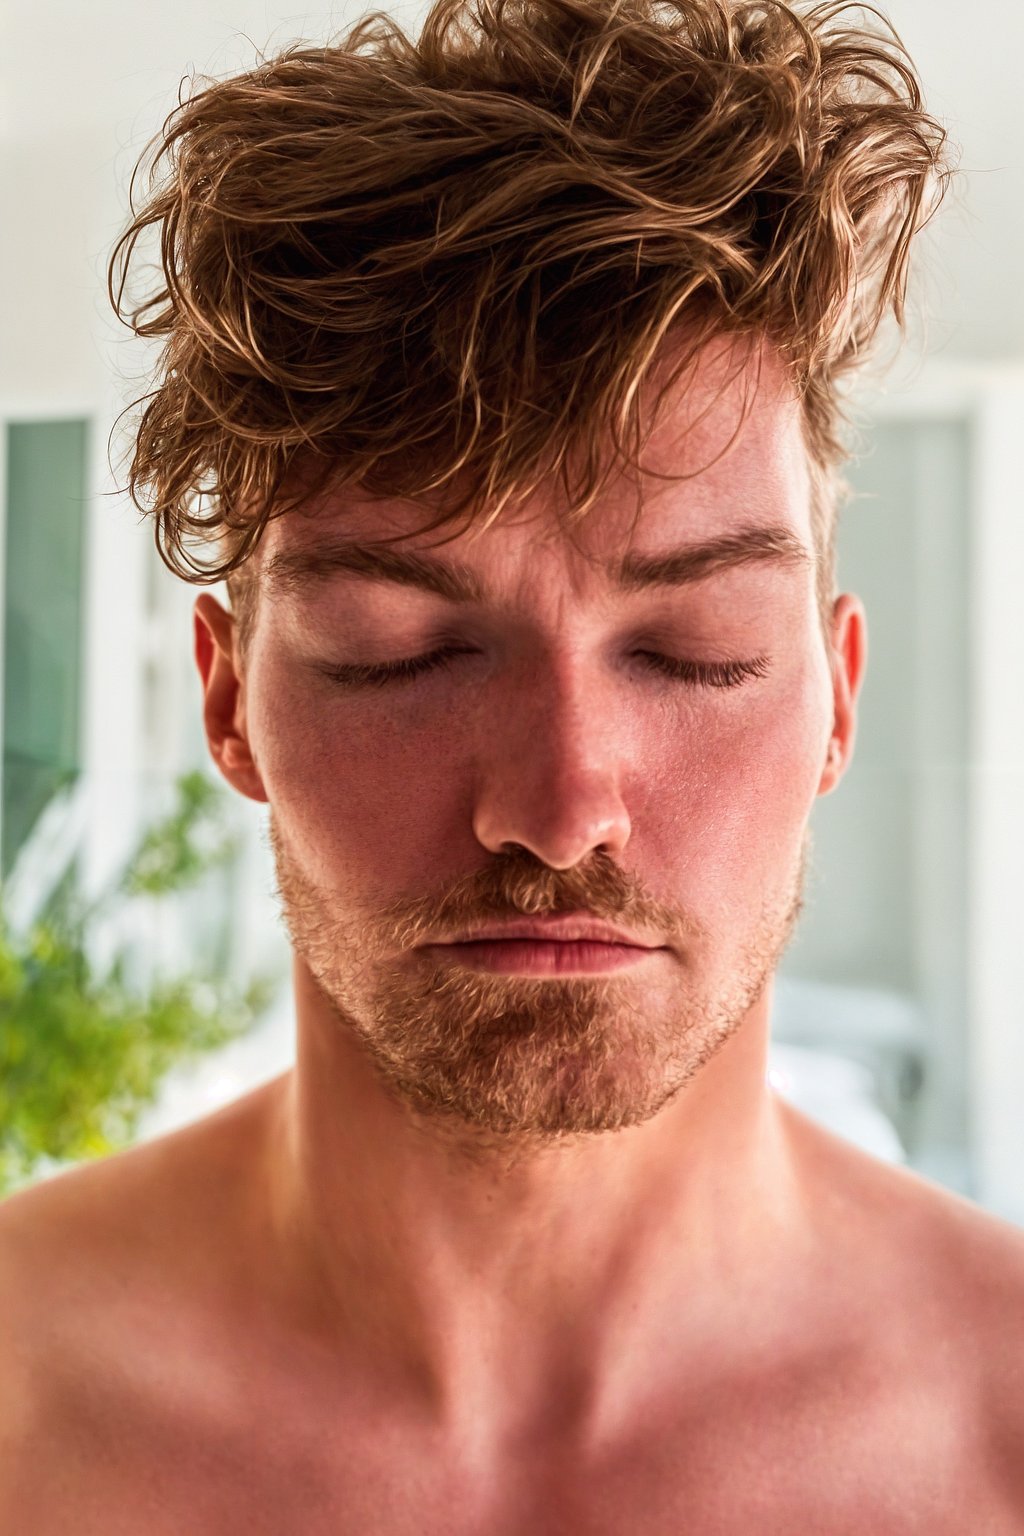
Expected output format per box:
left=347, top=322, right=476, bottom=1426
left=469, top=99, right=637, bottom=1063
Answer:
left=259, top=337, right=813, bottom=590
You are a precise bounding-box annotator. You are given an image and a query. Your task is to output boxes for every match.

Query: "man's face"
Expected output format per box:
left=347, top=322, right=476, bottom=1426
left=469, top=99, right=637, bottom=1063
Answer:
left=206, top=342, right=860, bottom=1141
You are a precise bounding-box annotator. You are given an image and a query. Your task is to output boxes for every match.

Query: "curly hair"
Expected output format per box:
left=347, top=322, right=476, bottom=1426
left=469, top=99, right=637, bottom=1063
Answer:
left=108, top=0, right=951, bottom=650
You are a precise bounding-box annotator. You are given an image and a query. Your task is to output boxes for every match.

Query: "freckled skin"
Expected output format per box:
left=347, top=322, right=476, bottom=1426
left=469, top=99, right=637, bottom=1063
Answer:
left=2, top=341, right=1024, bottom=1535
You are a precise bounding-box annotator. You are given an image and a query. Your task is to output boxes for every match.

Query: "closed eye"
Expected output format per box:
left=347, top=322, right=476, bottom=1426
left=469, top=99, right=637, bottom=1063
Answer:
left=320, top=645, right=770, bottom=689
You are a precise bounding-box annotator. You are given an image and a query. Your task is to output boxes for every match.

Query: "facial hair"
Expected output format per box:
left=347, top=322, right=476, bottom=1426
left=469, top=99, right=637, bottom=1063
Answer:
left=268, top=816, right=809, bottom=1145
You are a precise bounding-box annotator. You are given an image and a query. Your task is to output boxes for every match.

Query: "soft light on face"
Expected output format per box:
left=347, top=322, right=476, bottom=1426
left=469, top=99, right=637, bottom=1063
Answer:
left=239, top=343, right=841, bottom=1141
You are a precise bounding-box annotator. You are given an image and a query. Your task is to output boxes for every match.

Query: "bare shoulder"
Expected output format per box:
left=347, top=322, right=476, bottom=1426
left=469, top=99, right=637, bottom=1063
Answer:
left=887, top=1150, right=1024, bottom=1509
left=0, top=1078, right=283, bottom=1449
left=912, top=1167, right=1024, bottom=1507
left=0, top=1071, right=279, bottom=1245
left=779, top=1093, right=1024, bottom=1269
left=0, top=1078, right=284, bottom=1530
left=780, top=1099, right=1024, bottom=1509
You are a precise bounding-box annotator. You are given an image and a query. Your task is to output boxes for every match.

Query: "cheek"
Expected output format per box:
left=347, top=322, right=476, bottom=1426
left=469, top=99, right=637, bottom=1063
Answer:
left=638, top=657, right=830, bottom=891
left=248, top=662, right=464, bottom=890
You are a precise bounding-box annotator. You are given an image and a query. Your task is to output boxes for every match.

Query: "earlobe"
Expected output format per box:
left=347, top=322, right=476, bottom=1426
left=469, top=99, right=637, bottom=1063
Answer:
left=817, top=735, right=843, bottom=797
left=193, top=593, right=268, bottom=804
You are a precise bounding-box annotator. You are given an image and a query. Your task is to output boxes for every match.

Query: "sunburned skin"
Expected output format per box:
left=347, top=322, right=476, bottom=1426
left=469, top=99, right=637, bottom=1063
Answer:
left=1, top=340, right=1023, bottom=1534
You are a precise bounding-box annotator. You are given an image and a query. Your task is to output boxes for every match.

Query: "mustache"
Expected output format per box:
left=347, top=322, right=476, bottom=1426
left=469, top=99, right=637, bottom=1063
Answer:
left=383, top=844, right=701, bottom=950
left=268, top=817, right=704, bottom=953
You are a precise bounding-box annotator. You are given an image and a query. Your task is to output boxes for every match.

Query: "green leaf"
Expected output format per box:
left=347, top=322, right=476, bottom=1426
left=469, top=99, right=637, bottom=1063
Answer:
left=0, top=771, right=283, bottom=1198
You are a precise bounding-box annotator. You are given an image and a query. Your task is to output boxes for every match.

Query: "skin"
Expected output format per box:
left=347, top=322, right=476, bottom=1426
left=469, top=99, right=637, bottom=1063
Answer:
left=2, top=339, right=1024, bottom=1533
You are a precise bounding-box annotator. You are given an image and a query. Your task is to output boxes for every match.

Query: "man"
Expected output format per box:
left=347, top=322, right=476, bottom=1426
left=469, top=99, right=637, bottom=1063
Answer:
left=2, top=0, right=1023, bottom=1528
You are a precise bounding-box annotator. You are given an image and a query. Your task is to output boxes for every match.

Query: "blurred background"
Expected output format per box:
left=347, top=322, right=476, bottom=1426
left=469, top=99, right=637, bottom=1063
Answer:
left=1, top=1, right=1022, bottom=1217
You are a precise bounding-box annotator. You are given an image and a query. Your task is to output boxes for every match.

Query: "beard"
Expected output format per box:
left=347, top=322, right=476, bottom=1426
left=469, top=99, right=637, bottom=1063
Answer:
left=268, top=816, right=809, bottom=1145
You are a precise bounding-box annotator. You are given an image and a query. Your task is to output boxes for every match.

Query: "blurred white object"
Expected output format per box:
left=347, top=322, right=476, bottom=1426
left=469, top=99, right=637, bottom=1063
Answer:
left=767, top=1039, right=906, bottom=1165
left=134, top=987, right=295, bottom=1141
left=3, top=776, right=90, bottom=935
left=772, top=974, right=926, bottom=1059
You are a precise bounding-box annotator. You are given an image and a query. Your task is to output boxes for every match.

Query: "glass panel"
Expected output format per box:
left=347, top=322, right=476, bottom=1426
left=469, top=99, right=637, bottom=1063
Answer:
left=776, top=416, right=972, bottom=1187
left=2, top=420, right=88, bottom=877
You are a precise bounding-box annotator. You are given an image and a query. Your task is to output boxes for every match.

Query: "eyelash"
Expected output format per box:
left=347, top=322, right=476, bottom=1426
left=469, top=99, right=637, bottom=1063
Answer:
left=324, top=645, right=770, bottom=690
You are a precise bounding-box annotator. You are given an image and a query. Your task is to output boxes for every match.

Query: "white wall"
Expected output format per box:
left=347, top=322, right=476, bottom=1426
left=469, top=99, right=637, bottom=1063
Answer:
left=876, top=0, right=1024, bottom=360
left=2, top=0, right=1021, bottom=414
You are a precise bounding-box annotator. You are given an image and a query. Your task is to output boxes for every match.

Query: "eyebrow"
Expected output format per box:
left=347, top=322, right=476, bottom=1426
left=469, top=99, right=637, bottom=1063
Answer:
left=264, top=523, right=812, bottom=604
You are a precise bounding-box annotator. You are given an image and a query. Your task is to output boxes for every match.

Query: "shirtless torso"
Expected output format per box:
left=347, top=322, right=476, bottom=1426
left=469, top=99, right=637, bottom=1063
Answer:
left=1, top=1079, right=1023, bottom=1536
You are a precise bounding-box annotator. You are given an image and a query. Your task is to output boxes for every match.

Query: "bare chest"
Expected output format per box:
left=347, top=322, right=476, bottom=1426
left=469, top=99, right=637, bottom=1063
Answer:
left=7, top=1368, right=1018, bottom=1536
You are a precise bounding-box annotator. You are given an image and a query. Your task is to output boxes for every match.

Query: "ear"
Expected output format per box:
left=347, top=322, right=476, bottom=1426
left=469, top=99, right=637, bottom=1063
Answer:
left=817, top=593, right=867, bottom=797
left=193, top=593, right=268, bottom=803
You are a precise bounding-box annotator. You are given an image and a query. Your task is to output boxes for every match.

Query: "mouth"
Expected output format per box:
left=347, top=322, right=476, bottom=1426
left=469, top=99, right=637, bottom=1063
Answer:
left=418, top=936, right=664, bottom=977
left=441, top=916, right=661, bottom=948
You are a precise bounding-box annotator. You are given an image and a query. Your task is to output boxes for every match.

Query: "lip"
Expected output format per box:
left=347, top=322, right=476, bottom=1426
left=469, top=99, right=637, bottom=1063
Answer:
left=421, top=937, right=658, bottom=976
left=431, top=917, right=662, bottom=948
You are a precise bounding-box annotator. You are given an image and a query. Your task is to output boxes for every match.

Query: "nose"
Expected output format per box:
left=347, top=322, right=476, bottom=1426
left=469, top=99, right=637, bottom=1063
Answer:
left=471, top=663, right=633, bottom=869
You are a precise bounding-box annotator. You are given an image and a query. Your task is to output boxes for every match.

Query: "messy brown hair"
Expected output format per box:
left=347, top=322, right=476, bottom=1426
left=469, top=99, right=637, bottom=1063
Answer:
left=109, top=0, right=951, bottom=652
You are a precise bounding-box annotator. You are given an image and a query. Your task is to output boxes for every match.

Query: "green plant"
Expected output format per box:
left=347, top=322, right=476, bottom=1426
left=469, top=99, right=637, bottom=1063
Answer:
left=0, top=772, right=280, bottom=1196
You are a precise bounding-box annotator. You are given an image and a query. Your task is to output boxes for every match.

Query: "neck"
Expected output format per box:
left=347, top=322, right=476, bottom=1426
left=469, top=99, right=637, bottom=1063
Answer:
left=263, top=955, right=808, bottom=1448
